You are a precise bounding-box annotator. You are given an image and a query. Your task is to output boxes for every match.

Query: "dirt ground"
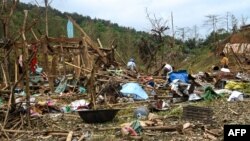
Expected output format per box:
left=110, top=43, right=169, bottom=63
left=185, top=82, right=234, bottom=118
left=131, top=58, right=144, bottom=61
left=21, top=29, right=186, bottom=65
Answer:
left=3, top=97, right=250, bottom=141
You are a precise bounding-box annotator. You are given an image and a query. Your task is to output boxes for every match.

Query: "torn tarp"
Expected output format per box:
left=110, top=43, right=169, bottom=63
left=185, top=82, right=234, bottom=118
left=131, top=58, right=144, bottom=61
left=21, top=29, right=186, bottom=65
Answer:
left=168, top=70, right=189, bottom=83
left=120, top=82, right=148, bottom=100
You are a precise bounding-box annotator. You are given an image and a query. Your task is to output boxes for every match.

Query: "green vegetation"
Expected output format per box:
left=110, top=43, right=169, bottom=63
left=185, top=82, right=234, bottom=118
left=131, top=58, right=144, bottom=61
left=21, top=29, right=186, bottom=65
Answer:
left=0, top=1, right=236, bottom=74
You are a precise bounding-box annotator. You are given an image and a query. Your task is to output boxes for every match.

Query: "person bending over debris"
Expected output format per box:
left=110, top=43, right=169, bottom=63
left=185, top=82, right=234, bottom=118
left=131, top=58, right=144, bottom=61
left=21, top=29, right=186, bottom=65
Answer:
left=161, top=62, right=173, bottom=79
left=127, top=58, right=137, bottom=72
left=220, top=52, right=229, bottom=68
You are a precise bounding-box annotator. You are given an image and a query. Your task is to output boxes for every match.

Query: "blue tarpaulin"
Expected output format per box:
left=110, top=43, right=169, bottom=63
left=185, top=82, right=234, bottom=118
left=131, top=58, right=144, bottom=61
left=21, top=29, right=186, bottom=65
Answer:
left=168, top=70, right=189, bottom=83
left=67, top=20, right=74, bottom=38
left=120, top=82, right=148, bottom=100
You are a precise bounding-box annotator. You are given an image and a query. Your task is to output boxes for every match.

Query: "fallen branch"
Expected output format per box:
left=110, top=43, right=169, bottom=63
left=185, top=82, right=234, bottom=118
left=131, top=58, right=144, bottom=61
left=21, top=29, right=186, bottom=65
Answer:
left=205, top=129, right=221, bottom=137
left=204, top=132, right=217, bottom=140
left=78, top=133, right=85, bottom=141
left=143, top=125, right=181, bottom=131
left=66, top=131, right=73, bottom=141
left=97, top=125, right=181, bottom=132
left=0, top=124, right=10, bottom=140
left=228, top=108, right=239, bottom=115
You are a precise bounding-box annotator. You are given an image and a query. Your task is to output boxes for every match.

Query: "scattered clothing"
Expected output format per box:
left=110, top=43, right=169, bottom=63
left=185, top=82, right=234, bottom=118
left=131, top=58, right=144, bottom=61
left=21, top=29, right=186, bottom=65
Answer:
left=220, top=68, right=230, bottom=73
left=228, top=91, right=244, bottom=101
left=188, top=93, right=202, bottom=101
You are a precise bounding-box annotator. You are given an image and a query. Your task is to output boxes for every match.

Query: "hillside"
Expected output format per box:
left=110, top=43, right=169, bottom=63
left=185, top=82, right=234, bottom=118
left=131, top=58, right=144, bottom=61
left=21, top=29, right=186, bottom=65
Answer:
left=0, top=2, right=151, bottom=64
left=1, top=1, right=247, bottom=74
left=1, top=2, right=250, bottom=141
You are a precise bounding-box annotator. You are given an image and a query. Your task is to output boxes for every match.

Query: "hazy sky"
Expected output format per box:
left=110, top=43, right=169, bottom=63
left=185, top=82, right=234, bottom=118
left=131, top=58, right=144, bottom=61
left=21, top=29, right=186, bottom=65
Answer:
left=20, top=0, right=250, bottom=38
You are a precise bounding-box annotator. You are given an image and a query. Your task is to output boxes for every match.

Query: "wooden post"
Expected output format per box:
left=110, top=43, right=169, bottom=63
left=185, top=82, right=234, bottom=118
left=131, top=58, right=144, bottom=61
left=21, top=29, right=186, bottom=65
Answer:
left=21, top=9, right=31, bottom=127
left=87, top=58, right=100, bottom=110
left=13, top=43, right=20, bottom=83
left=81, top=38, right=92, bottom=70
left=171, top=11, right=175, bottom=48
left=42, top=37, right=54, bottom=91
left=45, top=0, right=49, bottom=36
left=74, top=43, right=81, bottom=78
left=50, top=55, right=58, bottom=92
left=60, top=43, right=66, bottom=75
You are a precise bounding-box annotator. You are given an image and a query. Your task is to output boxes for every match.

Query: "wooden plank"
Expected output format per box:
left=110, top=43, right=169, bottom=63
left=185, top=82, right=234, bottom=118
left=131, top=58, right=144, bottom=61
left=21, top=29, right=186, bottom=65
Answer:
left=48, top=37, right=82, bottom=43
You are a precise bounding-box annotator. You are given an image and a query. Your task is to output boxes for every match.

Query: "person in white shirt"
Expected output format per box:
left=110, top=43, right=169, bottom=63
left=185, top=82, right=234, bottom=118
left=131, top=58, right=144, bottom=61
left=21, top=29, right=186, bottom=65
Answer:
left=164, top=63, right=173, bottom=73
left=127, top=58, right=136, bottom=71
left=161, top=62, right=173, bottom=80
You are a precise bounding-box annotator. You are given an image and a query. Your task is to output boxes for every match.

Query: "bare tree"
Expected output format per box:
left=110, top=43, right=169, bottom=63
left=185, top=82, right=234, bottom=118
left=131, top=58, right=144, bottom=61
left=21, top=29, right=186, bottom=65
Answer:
left=231, top=14, right=238, bottom=32
left=0, top=0, right=18, bottom=38
left=145, top=8, right=169, bottom=42
left=176, top=27, right=191, bottom=41
left=204, top=14, right=221, bottom=43
left=221, top=12, right=230, bottom=32
left=241, top=15, right=248, bottom=26
left=142, top=8, right=169, bottom=72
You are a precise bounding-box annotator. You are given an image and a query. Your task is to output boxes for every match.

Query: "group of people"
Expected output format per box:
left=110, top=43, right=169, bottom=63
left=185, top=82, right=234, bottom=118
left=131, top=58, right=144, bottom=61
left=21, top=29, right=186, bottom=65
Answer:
left=125, top=52, right=229, bottom=97
left=127, top=51, right=229, bottom=75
